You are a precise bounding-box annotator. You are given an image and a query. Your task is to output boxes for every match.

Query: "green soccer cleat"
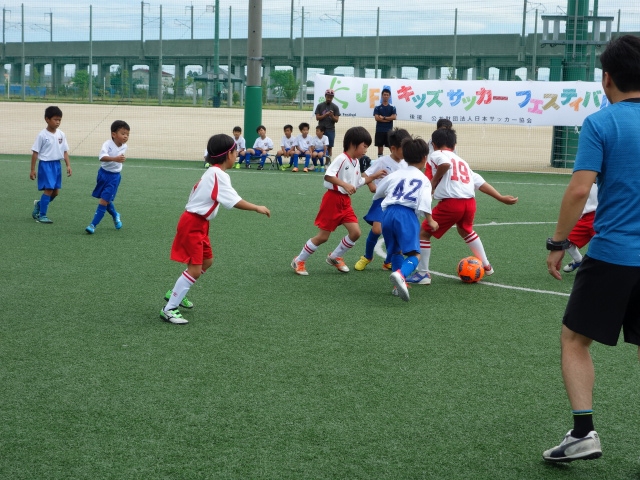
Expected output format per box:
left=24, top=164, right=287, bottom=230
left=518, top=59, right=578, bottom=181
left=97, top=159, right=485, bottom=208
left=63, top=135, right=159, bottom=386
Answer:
left=164, top=290, right=194, bottom=309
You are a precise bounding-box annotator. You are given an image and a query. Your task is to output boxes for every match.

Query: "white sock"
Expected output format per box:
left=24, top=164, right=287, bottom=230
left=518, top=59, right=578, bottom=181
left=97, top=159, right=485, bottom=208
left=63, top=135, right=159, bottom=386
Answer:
left=567, top=244, right=583, bottom=263
left=165, top=270, right=196, bottom=311
left=297, top=239, right=318, bottom=262
left=464, top=231, right=490, bottom=267
left=330, top=235, right=355, bottom=259
left=416, top=240, right=431, bottom=272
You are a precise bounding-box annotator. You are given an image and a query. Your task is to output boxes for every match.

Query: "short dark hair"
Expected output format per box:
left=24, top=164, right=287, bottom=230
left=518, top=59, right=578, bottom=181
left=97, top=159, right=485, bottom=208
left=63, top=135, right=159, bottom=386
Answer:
left=233, top=126, right=242, bottom=133
left=284, top=124, right=293, bottom=131
left=299, top=122, right=310, bottom=131
left=256, top=125, right=266, bottom=133
left=432, top=128, right=457, bottom=150
left=111, top=120, right=130, bottom=133
left=206, top=133, right=236, bottom=165
left=600, top=35, right=640, bottom=93
left=401, top=137, right=429, bottom=165
left=387, top=128, right=410, bottom=148
left=316, top=125, right=326, bottom=133
left=343, top=126, right=372, bottom=151
left=436, top=118, right=453, bottom=129
left=44, top=106, right=62, bottom=119
left=382, top=88, right=391, bottom=95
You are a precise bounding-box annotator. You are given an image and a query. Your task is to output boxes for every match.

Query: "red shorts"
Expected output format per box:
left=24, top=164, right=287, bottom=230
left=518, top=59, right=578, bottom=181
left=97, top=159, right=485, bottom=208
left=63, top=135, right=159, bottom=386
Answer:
left=422, top=197, right=476, bottom=239
left=568, top=211, right=595, bottom=248
left=170, top=211, right=213, bottom=265
left=315, top=190, right=358, bottom=232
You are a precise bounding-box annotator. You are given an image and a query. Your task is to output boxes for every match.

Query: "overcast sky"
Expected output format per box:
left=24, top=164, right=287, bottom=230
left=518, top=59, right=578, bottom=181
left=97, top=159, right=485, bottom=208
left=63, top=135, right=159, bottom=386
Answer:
left=4, top=1, right=632, bottom=80
left=3, top=0, right=638, bottom=43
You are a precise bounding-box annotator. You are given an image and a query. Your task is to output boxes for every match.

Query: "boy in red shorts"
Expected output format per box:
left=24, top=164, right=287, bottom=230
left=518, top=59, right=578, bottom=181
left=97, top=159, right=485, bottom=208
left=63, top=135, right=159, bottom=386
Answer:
left=563, top=183, right=598, bottom=273
left=291, top=126, right=386, bottom=275
left=161, top=134, right=270, bottom=325
left=407, top=128, right=518, bottom=285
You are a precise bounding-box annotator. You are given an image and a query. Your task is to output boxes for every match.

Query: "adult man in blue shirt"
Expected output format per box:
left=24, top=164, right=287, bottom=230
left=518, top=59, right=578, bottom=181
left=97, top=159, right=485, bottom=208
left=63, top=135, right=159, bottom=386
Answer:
left=373, top=87, right=397, bottom=157
left=543, top=34, right=640, bottom=464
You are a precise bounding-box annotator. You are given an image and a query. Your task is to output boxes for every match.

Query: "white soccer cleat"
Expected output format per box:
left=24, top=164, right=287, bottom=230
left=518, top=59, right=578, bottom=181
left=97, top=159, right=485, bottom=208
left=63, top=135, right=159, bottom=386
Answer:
left=542, top=430, right=602, bottom=463
left=389, top=271, right=410, bottom=302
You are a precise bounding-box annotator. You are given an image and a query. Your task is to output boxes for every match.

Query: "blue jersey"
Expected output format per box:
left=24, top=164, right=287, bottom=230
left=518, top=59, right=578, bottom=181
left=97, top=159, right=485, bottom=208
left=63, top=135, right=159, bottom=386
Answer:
left=373, top=103, right=396, bottom=133
left=574, top=98, right=640, bottom=266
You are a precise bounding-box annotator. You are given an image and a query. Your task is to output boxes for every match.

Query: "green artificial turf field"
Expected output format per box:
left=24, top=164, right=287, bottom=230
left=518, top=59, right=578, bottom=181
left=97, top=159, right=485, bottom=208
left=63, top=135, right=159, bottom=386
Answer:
left=1, top=155, right=638, bottom=479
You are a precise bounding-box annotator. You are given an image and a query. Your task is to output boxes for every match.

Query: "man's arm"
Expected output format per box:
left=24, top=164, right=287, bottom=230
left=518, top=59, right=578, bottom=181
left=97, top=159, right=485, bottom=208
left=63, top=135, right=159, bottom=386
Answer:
left=546, top=169, right=597, bottom=279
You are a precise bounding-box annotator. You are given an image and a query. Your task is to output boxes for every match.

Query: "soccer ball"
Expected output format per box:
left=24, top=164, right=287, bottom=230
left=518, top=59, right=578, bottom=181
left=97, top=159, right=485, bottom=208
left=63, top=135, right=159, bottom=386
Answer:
left=457, top=256, right=485, bottom=283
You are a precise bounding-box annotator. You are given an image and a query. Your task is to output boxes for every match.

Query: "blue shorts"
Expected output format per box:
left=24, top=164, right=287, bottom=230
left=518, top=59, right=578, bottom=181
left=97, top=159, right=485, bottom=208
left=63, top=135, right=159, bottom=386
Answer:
left=382, top=205, right=420, bottom=255
left=364, top=197, right=384, bottom=225
left=37, top=160, right=62, bottom=191
left=325, top=130, right=335, bottom=148
left=92, top=168, right=122, bottom=202
left=315, top=149, right=325, bottom=155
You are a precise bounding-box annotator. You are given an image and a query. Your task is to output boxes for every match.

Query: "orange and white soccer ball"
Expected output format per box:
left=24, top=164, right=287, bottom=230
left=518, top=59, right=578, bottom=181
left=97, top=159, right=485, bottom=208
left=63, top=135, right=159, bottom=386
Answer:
left=457, top=256, right=485, bottom=283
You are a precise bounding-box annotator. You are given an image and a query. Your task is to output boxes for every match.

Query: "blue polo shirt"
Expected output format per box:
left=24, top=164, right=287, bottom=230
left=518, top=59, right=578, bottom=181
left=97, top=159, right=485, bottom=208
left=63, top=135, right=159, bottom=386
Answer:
left=574, top=98, right=640, bottom=266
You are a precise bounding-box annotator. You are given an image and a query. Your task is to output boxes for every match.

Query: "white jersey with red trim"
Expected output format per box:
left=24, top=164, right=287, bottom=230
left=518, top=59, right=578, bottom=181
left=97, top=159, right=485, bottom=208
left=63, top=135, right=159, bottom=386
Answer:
left=373, top=166, right=433, bottom=217
left=281, top=135, right=296, bottom=150
left=184, top=166, right=242, bottom=221
left=323, top=152, right=365, bottom=195
left=426, top=140, right=457, bottom=180
left=295, top=134, right=313, bottom=153
left=364, top=155, right=407, bottom=187
left=429, top=150, right=476, bottom=200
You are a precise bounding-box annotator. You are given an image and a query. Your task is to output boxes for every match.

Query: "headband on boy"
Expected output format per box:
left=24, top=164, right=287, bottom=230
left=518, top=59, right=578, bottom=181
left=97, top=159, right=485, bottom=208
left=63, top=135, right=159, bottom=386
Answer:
left=208, top=141, right=237, bottom=159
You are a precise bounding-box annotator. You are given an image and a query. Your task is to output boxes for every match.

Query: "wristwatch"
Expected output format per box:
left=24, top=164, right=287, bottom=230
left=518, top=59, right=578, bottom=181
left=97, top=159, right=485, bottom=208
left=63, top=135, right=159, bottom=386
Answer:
left=546, top=238, right=571, bottom=251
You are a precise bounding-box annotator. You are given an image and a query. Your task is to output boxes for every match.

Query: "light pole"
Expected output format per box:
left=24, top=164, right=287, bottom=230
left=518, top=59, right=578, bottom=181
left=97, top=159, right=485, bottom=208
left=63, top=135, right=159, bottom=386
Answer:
left=45, top=11, right=52, bottom=42
left=228, top=6, right=232, bottom=107
left=140, top=2, right=150, bottom=55
left=158, top=4, right=163, bottom=105
left=89, top=5, right=93, bottom=102
left=206, top=1, right=220, bottom=107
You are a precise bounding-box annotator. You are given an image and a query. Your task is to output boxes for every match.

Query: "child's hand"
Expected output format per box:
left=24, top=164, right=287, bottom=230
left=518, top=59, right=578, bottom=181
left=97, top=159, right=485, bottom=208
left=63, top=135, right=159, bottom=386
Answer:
left=501, top=195, right=518, bottom=205
left=66, top=166, right=72, bottom=177
left=30, top=170, right=36, bottom=180
left=373, top=169, right=388, bottom=180
left=117, top=154, right=126, bottom=163
left=256, top=206, right=271, bottom=218
left=428, top=219, right=439, bottom=232
left=343, top=184, right=357, bottom=195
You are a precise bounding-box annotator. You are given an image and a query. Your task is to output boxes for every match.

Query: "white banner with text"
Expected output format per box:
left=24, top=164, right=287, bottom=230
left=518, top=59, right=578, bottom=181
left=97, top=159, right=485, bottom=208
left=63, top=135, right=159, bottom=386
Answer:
left=314, top=74, right=606, bottom=127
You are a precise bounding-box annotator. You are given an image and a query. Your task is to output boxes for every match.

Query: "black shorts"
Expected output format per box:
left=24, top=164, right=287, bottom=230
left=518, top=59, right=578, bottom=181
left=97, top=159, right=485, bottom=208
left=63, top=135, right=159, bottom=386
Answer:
left=563, top=256, right=640, bottom=346
left=375, top=131, right=390, bottom=147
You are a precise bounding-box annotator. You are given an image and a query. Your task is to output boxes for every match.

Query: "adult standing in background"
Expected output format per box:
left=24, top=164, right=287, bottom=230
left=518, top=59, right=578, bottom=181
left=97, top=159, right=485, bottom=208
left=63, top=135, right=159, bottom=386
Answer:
left=373, top=87, right=397, bottom=157
left=315, top=88, right=341, bottom=158
left=543, top=34, right=640, bottom=464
